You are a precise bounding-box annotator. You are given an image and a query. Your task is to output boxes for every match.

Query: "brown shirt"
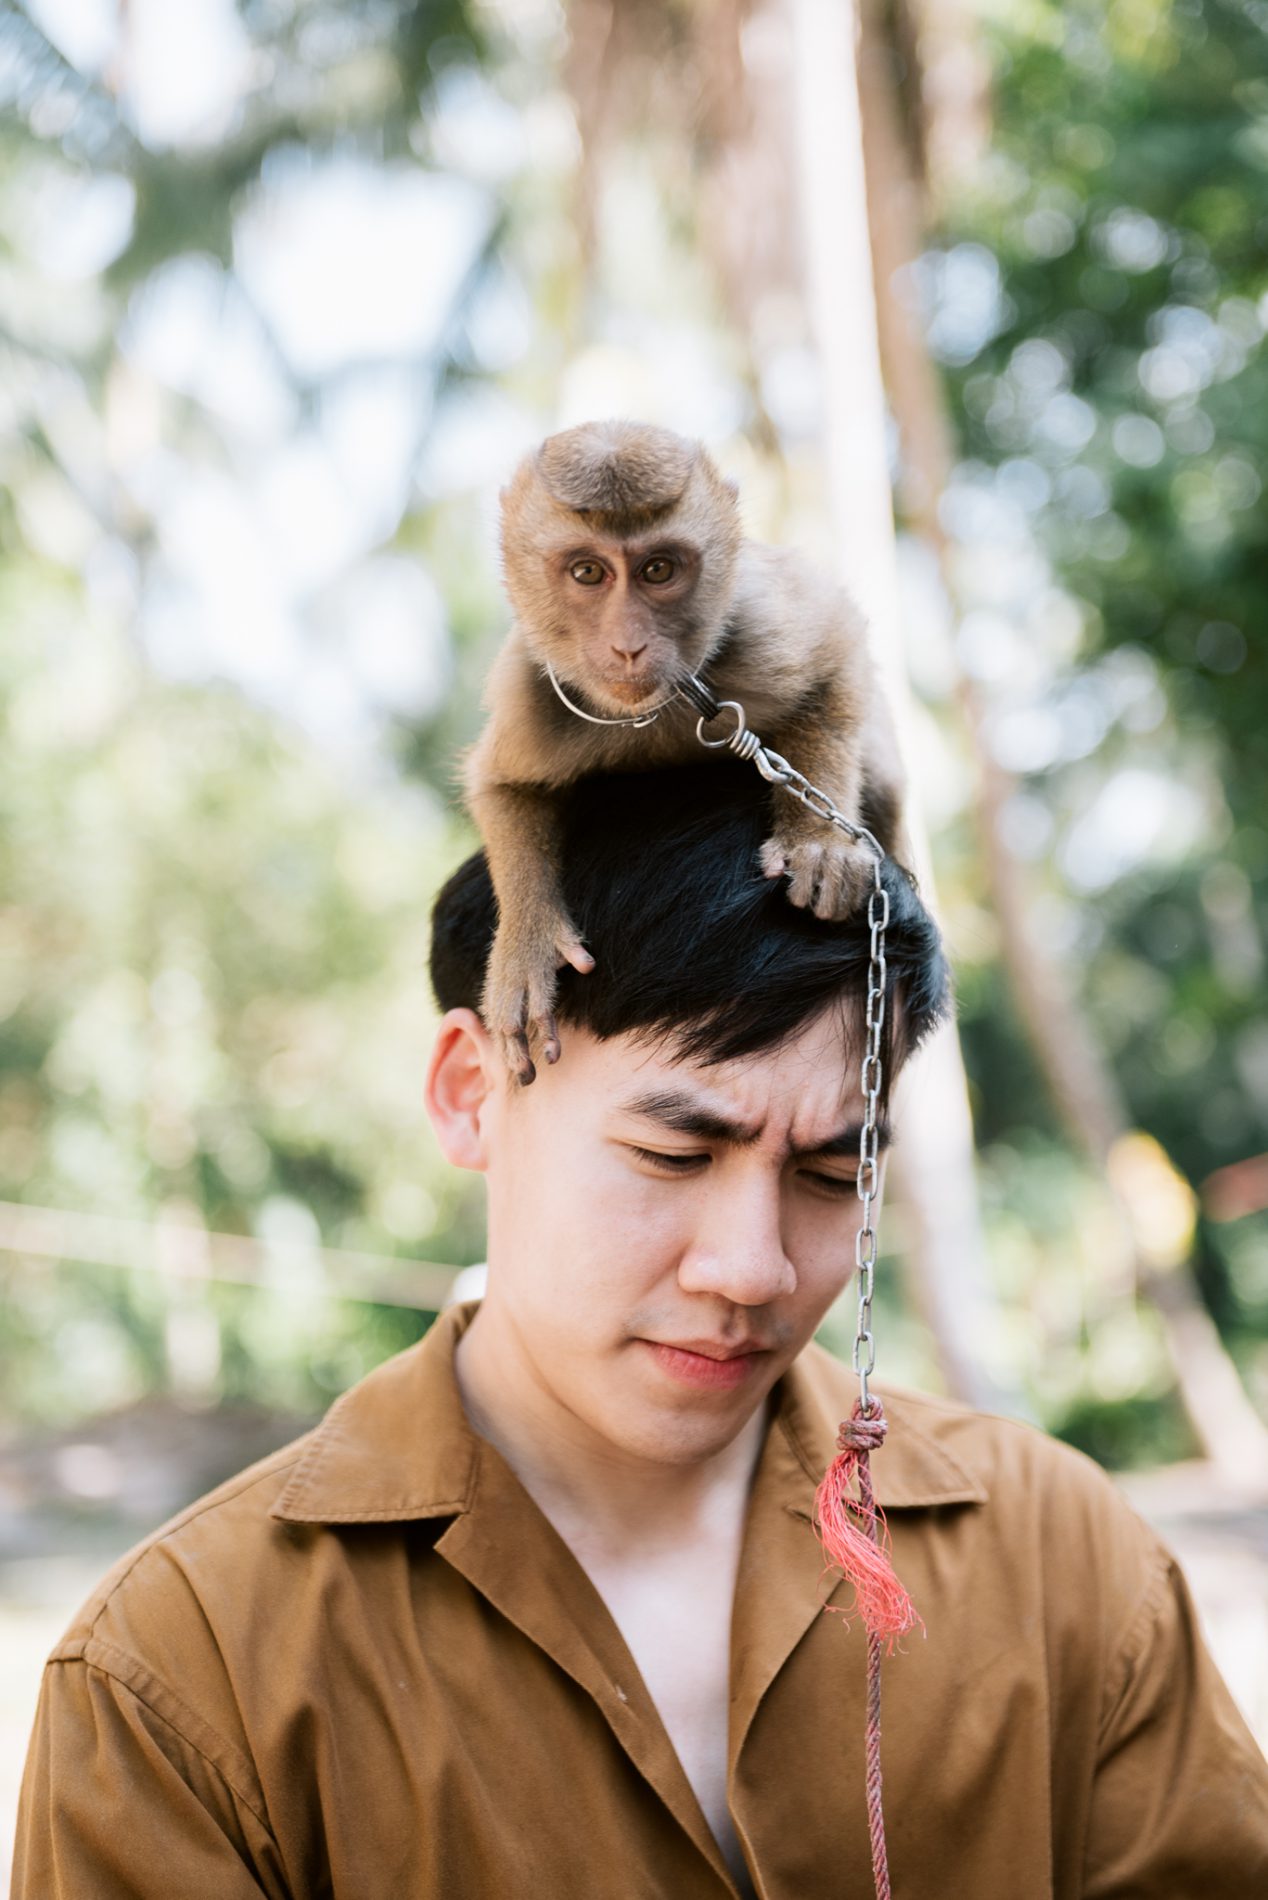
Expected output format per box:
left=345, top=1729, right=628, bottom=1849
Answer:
left=13, top=1300, right=1268, bottom=1898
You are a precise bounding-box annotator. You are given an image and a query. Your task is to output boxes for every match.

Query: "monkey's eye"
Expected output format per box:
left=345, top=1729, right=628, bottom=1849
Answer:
left=569, top=559, right=605, bottom=586
left=640, top=556, right=676, bottom=584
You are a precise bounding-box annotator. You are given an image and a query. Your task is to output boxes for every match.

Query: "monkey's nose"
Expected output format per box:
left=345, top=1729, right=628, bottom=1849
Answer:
left=612, top=643, right=647, bottom=663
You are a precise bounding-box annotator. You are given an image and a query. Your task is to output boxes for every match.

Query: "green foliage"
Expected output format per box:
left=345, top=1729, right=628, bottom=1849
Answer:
left=1049, top=1386, right=1196, bottom=1471
left=0, top=0, right=506, bottom=1426
left=0, top=575, right=484, bottom=1425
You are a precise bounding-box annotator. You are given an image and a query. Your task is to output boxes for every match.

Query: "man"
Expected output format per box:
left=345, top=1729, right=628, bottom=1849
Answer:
left=13, top=761, right=1268, bottom=1898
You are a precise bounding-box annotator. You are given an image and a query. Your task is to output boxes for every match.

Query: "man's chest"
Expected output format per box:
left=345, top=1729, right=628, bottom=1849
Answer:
left=248, top=1552, right=1064, bottom=1900
left=578, top=1553, right=756, bottom=1898
left=227, top=1502, right=1089, bottom=1900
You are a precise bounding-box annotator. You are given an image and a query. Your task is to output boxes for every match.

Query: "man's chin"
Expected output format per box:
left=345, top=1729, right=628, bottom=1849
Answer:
left=609, top=1413, right=761, bottom=1467
left=607, top=1361, right=778, bottom=1463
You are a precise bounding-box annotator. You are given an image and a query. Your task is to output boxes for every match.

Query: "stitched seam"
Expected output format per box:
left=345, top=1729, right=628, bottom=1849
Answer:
left=85, top=1638, right=259, bottom=1791
left=1095, top=1540, right=1172, bottom=1743
left=271, top=1401, right=352, bottom=1515
left=284, top=1502, right=468, bottom=1523
left=59, top=1652, right=278, bottom=1841
left=777, top=1407, right=822, bottom=1486
left=467, top=1436, right=486, bottom=1514
left=879, top=1412, right=985, bottom=1497
left=271, top=1350, right=479, bottom=1522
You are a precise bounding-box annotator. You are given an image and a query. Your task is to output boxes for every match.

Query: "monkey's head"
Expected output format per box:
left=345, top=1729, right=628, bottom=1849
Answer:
left=499, top=419, right=743, bottom=713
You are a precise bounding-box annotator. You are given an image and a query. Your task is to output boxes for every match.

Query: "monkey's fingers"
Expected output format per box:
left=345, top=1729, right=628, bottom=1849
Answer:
left=486, top=983, right=538, bottom=1085
left=775, top=837, right=872, bottom=921
left=559, top=940, right=595, bottom=975
left=507, top=983, right=563, bottom=1081
left=758, top=838, right=790, bottom=880
left=485, top=929, right=571, bottom=1080
left=504, top=1018, right=537, bottom=1087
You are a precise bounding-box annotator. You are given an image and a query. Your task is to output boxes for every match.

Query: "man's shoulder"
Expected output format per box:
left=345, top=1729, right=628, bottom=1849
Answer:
left=797, top=1340, right=1174, bottom=1673
left=49, top=1426, right=319, bottom=1670
left=797, top=1338, right=1154, bottom=1547
left=44, top=1319, right=455, bottom=1697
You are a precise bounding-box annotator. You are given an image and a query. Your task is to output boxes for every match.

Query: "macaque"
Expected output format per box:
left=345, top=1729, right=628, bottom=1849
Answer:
left=462, top=419, right=907, bottom=1083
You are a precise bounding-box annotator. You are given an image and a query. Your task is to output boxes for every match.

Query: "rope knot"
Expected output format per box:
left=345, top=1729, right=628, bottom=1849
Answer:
left=837, top=1395, right=888, bottom=1454
left=814, top=1390, right=920, bottom=1654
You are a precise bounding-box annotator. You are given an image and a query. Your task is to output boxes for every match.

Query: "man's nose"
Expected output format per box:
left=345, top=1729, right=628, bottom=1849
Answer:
left=676, top=1173, right=796, bottom=1306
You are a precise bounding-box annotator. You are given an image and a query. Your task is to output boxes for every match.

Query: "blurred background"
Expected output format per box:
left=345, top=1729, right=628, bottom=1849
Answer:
left=2, top=0, right=1267, bottom=1869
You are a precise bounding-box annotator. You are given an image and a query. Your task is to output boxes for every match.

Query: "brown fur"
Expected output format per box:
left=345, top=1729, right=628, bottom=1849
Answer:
left=537, top=420, right=698, bottom=516
left=461, top=419, right=907, bottom=1081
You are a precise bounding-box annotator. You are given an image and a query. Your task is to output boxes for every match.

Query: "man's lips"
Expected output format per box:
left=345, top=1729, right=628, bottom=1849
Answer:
left=650, top=1338, right=769, bottom=1361
left=639, top=1338, right=771, bottom=1390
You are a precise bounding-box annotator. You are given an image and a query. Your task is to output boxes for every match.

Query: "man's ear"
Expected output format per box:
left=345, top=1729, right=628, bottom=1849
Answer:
left=424, top=1008, right=502, bottom=1173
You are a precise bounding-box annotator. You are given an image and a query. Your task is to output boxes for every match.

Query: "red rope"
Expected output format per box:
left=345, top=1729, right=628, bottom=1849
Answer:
left=858, top=1452, right=891, bottom=1899
left=813, top=1398, right=923, bottom=1899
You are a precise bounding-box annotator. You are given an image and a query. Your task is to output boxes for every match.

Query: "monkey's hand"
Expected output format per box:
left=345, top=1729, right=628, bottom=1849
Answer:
left=759, top=825, right=876, bottom=922
left=481, top=915, right=595, bottom=1086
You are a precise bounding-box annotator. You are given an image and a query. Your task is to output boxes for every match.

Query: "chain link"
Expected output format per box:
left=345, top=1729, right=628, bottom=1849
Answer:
left=686, top=679, right=888, bottom=1416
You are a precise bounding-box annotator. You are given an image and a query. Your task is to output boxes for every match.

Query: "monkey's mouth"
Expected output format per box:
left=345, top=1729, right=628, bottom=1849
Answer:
left=602, top=676, right=663, bottom=708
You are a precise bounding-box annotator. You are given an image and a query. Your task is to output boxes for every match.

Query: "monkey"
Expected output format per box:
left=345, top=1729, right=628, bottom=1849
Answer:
left=461, top=418, right=909, bottom=1084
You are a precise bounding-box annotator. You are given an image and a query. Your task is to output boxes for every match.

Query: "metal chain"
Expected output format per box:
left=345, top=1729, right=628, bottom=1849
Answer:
left=678, top=675, right=888, bottom=1416
left=540, top=662, right=891, bottom=1414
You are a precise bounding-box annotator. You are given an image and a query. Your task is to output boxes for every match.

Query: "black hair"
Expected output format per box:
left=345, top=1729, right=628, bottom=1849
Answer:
left=429, top=760, right=952, bottom=1098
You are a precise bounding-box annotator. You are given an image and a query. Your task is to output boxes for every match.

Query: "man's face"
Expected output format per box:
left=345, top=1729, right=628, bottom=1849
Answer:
left=470, top=1004, right=891, bottom=1468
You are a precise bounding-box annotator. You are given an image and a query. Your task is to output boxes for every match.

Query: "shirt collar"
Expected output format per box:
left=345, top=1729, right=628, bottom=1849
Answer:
left=271, top=1301, right=988, bottom=1527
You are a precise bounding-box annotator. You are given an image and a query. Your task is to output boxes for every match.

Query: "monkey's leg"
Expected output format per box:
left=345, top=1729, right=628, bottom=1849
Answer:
left=470, top=781, right=594, bottom=1085
left=758, top=697, right=878, bottom=921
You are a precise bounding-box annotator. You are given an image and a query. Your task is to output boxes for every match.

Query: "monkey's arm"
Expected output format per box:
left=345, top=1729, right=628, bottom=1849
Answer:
left=726, top=547, right=896, bottom=919
left=760, top=670, right=880, bottom=919
left=462, top=657, right=597, bottom=1084
left=466, top=777, right=595, bottom=1084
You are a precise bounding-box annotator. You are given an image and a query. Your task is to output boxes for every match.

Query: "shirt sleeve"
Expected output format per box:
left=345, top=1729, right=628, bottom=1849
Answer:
left=1082, top=1537, right=1268, bottom=1897
left=12, top=1655, right=292, bottom=1900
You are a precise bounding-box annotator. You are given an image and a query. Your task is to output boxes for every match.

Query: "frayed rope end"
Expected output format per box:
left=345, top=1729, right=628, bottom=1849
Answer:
left=813, top=1396, right=925, bottom=1654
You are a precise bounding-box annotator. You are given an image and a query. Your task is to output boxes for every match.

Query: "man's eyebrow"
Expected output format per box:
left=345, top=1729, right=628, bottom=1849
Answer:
left=617, top=1088, right=891, bottom=1158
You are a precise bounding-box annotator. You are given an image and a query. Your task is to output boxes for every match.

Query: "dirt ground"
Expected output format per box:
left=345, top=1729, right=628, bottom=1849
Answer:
left=3, top=1403, right=1266, bottom=1892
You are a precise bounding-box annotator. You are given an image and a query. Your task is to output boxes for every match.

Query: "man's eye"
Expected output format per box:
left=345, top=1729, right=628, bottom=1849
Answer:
left=629, top=1146, right=705, bottom=1173
left=801, top=1171, right=857, bottom=1197
left=640, top=556, right=675, bottom=583
left=629, top=1149, right=856, bottom=1196
left=569, top=560, right=605, bottom=585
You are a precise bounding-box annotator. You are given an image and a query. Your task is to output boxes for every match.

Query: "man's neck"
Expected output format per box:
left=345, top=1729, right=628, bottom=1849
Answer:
left=453, top=1300, right=770, bottom=1564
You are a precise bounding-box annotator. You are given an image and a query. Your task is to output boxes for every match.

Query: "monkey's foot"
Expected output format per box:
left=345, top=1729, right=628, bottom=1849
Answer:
left=482, top=930, right=595, bottom=1086
left=759, top=832, right=875, bottom=921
